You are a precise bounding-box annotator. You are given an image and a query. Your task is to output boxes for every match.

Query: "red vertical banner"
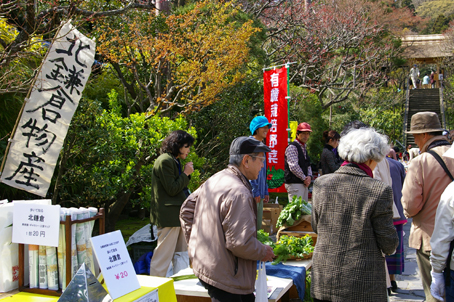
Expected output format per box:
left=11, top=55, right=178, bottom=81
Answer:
left=264, top=67, right=288, bottom=193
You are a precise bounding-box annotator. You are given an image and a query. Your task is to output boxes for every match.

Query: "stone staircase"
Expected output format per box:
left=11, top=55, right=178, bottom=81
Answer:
left=404, top=88, right=442, bottom=146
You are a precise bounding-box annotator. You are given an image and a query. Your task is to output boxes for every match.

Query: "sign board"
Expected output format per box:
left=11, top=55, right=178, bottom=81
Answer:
left=12, top=203, right=61, bottom=247
left=0, top=21, right=96, bottom=197
left=91, top=230, right=140, bottom=299
left=264, top=66, right=289, bottom=193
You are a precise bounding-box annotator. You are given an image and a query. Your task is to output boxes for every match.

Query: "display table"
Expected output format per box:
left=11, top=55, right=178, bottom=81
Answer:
left=172, top=259, right=312, bottom=302
left=0, top=275, right=176, bottom=302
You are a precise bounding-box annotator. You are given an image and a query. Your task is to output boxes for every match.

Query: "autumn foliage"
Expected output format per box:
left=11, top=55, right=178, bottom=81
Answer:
left=96, top=0, right=260, bottom=115
left=257, top=0, right=418, bottom=109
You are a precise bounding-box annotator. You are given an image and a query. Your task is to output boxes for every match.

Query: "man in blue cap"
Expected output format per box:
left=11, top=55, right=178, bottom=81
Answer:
left=249, top=116, right=272, bottom=230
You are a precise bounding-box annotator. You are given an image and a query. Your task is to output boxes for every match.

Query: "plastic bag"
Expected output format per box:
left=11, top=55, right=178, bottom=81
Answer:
left=165, top=251, right=189, bottom=277
left=125, top=224, right=158, bottom=247
left=255, top=261, right=268, bottom=302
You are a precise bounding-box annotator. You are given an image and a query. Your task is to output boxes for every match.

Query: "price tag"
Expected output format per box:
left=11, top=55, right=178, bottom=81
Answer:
left=12, top=203, right=60, bottom=247
left=91, top=230, right=140, bottom=299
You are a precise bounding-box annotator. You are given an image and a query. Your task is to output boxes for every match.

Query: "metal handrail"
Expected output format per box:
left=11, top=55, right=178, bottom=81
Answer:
left=402, top=86, right=410, bottom=146
left=440, top=83, right=446, bottom=129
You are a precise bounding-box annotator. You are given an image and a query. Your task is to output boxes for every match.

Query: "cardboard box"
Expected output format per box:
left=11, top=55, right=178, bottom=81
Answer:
left=262, top=219, right=273, bottom=235
left=263, top=204, right=283, bottom=234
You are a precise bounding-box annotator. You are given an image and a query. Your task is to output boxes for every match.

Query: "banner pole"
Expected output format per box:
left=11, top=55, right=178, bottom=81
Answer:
left=0, top=22, right=67, bottom=176
left=286, top=64, right=291, bottom=142
left=263, top=61, right=297, bottom=72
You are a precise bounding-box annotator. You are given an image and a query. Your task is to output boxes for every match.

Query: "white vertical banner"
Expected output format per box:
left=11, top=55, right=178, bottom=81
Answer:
left=0, top=21, right=96, bottom=196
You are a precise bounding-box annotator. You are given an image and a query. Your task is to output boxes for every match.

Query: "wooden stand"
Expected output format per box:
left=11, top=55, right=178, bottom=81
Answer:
left=263, top=204, right=283, bottom=235
left=277, top=215, right=317, bottom=245
left=18, top=208, right=105, bottom=296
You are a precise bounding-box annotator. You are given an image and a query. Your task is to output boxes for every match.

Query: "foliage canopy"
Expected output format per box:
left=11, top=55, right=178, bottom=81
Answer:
left=96, top=0, right=261, bottom=115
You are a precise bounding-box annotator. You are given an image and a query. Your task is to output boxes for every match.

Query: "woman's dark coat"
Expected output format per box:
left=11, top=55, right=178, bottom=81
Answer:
left=320, top=144, right=342, bottom=175
left=311, top=165, right=399, bottom=302
left=150, top=153, right=190, bottom=228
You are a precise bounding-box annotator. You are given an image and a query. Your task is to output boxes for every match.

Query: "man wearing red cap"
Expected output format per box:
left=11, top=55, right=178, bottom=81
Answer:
left=284, top=122, right=313, bottom=202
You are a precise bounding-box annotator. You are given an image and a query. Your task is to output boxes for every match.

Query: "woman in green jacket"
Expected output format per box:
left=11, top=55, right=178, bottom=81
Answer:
left=149, top=130, right=194, bottom=277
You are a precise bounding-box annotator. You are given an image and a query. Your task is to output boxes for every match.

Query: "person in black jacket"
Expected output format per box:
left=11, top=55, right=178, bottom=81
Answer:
left=320, top=130, right=341, bottom=175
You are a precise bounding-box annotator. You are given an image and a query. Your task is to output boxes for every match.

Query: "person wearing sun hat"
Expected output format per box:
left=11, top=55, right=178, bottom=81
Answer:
left=284, top=122, right=313, bottom=202
left=401, top=112, right=454, bottom=302
left=430, top=143, right=454, bottom=302
left=249, top=116, right=272, bottom=230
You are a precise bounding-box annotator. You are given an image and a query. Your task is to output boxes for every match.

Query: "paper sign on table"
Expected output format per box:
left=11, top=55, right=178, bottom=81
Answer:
left=12, top=203, right=61, bottom=247
left=90, top=230, right=140, bottom=299
left=133, top=288, right=158, bottom=302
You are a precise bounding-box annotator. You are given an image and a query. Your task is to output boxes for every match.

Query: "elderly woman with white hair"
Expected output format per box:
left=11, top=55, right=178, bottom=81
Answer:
left=310, top=128, right=399, bottom=302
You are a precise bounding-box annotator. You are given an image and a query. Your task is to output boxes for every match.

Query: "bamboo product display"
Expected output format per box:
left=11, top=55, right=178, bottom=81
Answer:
left=18, top=208, right=105, bottom=296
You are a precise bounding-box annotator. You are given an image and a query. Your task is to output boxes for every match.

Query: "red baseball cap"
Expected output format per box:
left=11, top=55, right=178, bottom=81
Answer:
left=297, top=122, right=312, bottom=132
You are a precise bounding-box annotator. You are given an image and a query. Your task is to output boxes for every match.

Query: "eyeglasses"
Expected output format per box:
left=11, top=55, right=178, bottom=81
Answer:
left=250, top=155, right=266, bottom=163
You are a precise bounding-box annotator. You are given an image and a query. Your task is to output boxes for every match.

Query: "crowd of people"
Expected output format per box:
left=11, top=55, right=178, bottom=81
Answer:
left=409, top=64, right=441, bottom=89
left=147, top=111, right=454, bottom=302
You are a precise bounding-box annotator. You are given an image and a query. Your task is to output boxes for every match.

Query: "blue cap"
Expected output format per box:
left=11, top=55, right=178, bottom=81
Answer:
left=250, top=116, right=271, bottom=135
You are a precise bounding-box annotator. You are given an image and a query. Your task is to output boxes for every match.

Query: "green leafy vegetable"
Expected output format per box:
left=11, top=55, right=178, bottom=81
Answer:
left=257, top=229, right=275, bottom=247
left=171, top=274, right=197, bottom=281
left=257, top=230, right=314, bottom=265
left=272, top=235, right=314, bottom=265
left=276, top=196, right=312, bottom=228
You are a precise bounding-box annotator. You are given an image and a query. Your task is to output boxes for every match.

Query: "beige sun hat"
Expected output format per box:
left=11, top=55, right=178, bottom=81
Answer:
left=406, top=112, right=444, bottom=134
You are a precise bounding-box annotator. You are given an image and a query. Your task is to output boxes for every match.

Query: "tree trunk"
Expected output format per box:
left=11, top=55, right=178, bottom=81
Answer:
left=51, top=133, right=75, bottom=204
left=104, top=157, right=147, bottom=232
left=105, top=191, right=132, bottom=232
left=156, top=0, right=171, bottom=16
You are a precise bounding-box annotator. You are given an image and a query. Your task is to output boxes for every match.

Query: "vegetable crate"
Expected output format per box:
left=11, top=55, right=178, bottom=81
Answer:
left=277, top=215, right=317, bottom=246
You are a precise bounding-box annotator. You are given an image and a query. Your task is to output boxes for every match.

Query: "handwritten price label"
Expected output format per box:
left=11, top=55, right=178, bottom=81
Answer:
left=91, top=231, right=140, bottom=299
left=115, top=271, right=129, bottom=280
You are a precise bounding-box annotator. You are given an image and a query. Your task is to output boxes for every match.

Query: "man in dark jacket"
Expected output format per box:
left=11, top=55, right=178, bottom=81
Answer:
left=284, top=122, right=313, bottom=202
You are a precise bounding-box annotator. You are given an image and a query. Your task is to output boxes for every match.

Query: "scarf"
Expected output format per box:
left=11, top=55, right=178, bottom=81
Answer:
left=296, top=138, right=306, bottom=146
left=341, top=161, right=374, bottom=178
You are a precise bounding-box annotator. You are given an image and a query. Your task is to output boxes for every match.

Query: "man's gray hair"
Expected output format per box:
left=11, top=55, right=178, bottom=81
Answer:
left=338, top=128, right=389, bottom=163
left=229, top=152, right=261, bottom=167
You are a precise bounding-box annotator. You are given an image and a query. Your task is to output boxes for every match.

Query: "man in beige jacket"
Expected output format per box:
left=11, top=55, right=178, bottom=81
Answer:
left=180, top=137, right=275, bottom=302
left=402, top=112, right=454, bottom=302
